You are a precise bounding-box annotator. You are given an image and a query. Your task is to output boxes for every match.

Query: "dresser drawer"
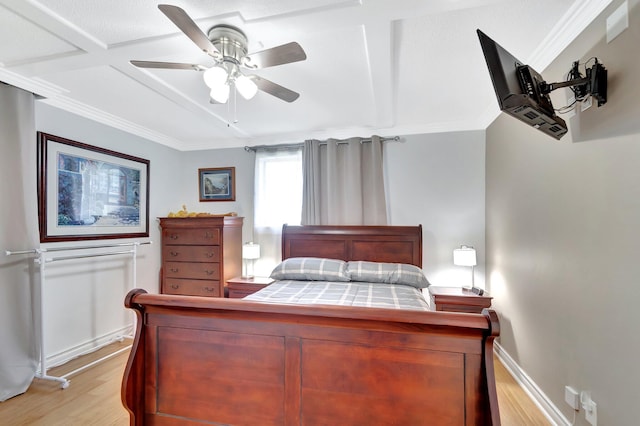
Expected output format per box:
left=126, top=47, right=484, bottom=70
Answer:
left=164, top=279, right=220, bottom=297
left=162, top=245, right=220, bottom=263
left=164, top=261, right=220, bottom=280
left=163, top=228, right=221, bottom=245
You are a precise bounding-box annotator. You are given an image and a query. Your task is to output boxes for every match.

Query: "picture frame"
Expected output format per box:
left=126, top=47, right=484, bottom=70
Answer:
left=37, top=132, right=150, bottom=243
left=198, top=167, right=235, bottom=202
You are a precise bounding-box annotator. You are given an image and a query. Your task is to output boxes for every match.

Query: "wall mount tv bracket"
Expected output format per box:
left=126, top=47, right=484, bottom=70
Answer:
left=532, top=59, right=608, bottom=107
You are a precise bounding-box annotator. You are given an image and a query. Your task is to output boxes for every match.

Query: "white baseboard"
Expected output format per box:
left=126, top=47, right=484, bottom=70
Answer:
left=494, top=342, right=572, bottom=426
left=43, top=324, right=134, bottom=371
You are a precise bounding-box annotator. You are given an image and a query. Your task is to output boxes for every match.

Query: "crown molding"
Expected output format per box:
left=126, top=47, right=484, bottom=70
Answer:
left=39, top=96, right=185, bottom=149
left=527, top=0, right=613, bottom=70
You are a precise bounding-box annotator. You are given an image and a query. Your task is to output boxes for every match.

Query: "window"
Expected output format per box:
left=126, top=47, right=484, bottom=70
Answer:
left=254, top=148, right=303, bottom=229
left=253, top=148, right=303, bottom=275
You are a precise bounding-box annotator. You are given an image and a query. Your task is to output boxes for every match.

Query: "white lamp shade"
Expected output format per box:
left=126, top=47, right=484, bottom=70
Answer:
left=209, top=85, right=230, bottom=103
left=242, top=243, right=260, bottom=260
left=453, top=245, right=476, bottom=266
left=235, top=74, right=258, bottom=100
left=204, top=66, right=230, bottom=103
left=203, top=66, right=227, bottom=88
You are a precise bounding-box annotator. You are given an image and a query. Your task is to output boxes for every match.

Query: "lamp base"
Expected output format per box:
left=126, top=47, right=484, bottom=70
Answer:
left=470, top=286, right=485, bottom=296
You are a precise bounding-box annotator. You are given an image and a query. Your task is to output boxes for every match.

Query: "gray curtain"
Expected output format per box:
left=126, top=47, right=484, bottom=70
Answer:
left=302, top=136, right=387, bottom=225
left=0, top=84, right=38, bottom=400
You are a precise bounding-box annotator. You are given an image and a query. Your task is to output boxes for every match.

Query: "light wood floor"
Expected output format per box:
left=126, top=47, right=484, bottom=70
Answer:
left=0, top=341, right=550, bottom=425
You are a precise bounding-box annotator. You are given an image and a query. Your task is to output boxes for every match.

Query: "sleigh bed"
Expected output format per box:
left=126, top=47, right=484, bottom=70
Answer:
left=122, top=224, right=500, bottom=425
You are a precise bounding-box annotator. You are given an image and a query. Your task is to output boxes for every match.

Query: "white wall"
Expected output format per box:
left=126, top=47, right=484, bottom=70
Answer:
left=485, top=1, right=640, bottom=424
left=180, top=148, right=255, bottom=244
left=29, top=105, right=487, bottom=366
left=384, top=131, right=486, bottom=288
left=32, top=104, right=257, bottom=361
left=34, top=102, right=180, bottom=359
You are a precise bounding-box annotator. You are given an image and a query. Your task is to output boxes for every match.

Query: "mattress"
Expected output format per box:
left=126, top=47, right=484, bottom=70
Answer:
left=243, top=280, right=430, bottom=311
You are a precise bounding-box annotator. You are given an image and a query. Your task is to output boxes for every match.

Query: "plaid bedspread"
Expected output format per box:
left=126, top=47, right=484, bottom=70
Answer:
left=244, top=280, right=430, bottom=311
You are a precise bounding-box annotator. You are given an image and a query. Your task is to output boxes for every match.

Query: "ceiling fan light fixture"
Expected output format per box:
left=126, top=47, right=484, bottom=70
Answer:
left=235, top=74, right=258, bottom=100
left=131, top=6, right=306, bottom=104
left=209, top=84, right=230, bottom=103
left=203, top=65, right=228, bottom=89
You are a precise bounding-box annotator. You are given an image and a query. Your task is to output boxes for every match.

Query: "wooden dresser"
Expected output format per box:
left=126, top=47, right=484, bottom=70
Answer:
left=159, top=216, right=243, bottom=297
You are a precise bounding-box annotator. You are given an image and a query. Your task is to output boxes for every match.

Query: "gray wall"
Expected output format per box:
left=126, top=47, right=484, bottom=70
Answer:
left=485, top=1, right=640, bottom=424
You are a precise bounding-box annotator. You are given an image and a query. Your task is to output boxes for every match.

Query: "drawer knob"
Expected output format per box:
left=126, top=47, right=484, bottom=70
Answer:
left=204, top=287, right=215, bottom=292
left=206, top=252, right=215, bottom=258
left=170, top=234, right=179, bottom=240
left=170, top=251, right=179, bottom=256
left=171, top=284, right=180, bottom=289
left=205, top=270, right=214, bottom=275
left=170, top=268, right=179, bottom=273
left=204, top=232, right=213, bottom=238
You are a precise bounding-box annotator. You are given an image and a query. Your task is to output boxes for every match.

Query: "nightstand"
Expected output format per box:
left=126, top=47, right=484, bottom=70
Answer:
left=428, top=286, right=492, bottom=313
left=227, top=276, right=274, bottom=299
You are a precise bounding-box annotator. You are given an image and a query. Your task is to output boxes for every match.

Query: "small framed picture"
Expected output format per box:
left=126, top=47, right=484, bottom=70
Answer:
left=198, top=167, right=235, bottom=202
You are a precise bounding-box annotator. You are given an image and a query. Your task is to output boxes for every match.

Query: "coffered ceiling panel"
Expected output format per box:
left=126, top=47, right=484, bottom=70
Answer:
left=0, top=4, right=76, bottom=65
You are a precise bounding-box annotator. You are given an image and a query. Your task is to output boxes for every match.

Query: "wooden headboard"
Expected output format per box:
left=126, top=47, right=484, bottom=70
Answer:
left=281, top=224, right=423, bottom=267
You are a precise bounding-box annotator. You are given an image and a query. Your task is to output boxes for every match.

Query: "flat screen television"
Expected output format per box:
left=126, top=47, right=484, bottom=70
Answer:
left=477, top=29, right=568, bottom=140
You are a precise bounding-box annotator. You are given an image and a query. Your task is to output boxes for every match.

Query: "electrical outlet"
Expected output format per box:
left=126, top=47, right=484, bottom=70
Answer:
left=581, top=95, right=593, bottom=111
left=581, top=391, right=597, bottom=426
left=565, top=386, right=580, bottom=410
left=586, top=400, right=597, bottom=426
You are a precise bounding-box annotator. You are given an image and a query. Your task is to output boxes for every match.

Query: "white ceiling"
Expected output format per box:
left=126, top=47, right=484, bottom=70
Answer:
left=0, top=0, right=611, bottom=150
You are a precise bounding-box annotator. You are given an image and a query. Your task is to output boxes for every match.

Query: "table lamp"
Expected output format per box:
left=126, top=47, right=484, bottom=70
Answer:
left=453, top=245, right=476, bottom=290
left=242, top=242, right=260, bottom=279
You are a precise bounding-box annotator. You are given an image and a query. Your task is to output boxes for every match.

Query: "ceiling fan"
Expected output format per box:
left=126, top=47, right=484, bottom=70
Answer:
left=131, top=4, right=307, bottom=104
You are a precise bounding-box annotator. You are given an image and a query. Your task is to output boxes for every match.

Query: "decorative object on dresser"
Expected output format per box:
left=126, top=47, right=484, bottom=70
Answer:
left=429, top=286, right=492, bottom=313
left=453, top=244, right=477, bottom=289
left=166, top=204, right=237, bottom=218
left=227, top=276, right=273, bottom=299
left=198, top=167, right=235, bottom=202
left=159, top=216, right=243, bottom=297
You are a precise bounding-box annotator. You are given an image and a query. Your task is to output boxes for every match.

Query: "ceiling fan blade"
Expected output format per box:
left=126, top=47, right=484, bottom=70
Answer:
left=130, top=60, right=204, bottom=70
left=245, top=42, right=306, bottom=69
left=158, top=4, right=220, bottom=58
left=250, top=75, right=300, bottom=103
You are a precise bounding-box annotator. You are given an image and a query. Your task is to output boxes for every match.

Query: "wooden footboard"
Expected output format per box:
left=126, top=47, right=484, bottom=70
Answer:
left=122, top=289, right=500, bottom=425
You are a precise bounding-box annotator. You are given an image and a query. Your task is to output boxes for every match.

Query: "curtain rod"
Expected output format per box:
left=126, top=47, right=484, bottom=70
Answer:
left=244, top=136, right=400, bottom=152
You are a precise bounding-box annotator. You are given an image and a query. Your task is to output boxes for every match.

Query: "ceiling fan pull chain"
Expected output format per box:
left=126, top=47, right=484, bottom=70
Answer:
left=233, top=88, right=239, bottom=124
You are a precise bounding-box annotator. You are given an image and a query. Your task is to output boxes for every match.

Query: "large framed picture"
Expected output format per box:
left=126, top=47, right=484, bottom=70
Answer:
left=198, top=167, right=235, bottom=202
left=37, top=132, right=150, bottom=242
